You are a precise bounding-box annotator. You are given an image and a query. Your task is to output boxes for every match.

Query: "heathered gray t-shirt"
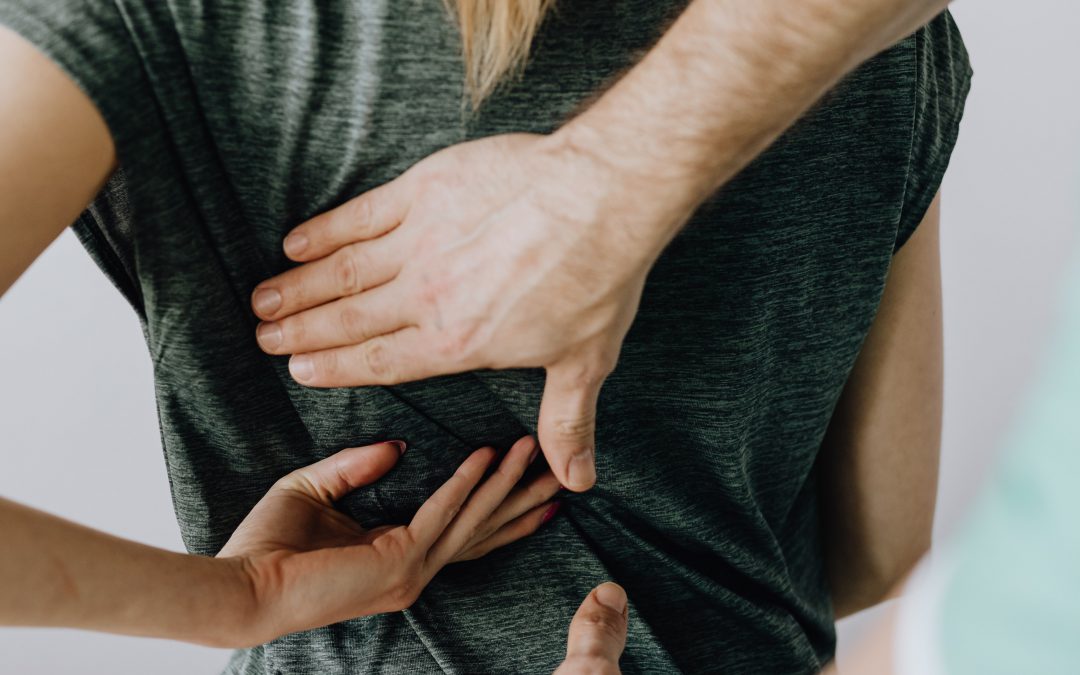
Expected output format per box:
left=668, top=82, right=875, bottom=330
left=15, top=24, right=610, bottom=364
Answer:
left=0, top=2, right=970, bottom=673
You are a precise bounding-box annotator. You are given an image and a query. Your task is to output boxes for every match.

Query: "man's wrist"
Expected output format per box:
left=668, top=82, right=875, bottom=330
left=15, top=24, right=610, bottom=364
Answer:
left=546, top=0, right=952, bottom=268
left=545, top=122, right=705, bottom=270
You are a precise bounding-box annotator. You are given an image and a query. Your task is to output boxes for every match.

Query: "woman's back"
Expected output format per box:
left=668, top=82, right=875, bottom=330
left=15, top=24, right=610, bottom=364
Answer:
left=0, top=1, right=970, bottom=671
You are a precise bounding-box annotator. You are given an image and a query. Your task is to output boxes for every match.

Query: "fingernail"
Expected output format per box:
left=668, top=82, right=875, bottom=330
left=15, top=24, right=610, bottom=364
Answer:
left=290, top=355, right=315, bottom=383
left=566, top=447, right=596, bottom=491
left=388, top=440, right=407, bottom=455
left=256, top=322, right=283, bottom=350
left=252, top=288, right=282, bottom=316
left=594, top=583, right=627, bottom=614
left=541, top=502, right=561, bottom=525
left=283, top=233, right=309, bottom=257
left=529, top=442, right=540, bottom=464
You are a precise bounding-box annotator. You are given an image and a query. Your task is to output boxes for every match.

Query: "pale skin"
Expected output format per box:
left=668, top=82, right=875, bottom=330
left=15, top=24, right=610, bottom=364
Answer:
left=2, top=0, right=952, bottom=664
left=549, top=580, right=905, bottom=674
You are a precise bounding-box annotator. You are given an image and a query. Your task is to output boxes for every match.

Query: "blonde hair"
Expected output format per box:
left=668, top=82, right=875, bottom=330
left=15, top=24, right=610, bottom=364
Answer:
left=447, top=0, right=556, bottom=106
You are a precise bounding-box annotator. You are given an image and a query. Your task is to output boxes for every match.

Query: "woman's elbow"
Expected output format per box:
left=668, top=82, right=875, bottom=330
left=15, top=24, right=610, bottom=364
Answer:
left=830, top=531, right=932, bottom=619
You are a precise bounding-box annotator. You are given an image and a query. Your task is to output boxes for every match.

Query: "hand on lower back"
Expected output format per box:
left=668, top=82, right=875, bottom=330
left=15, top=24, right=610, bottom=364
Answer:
left=251, top=132, right=686, bottom=491
left=217, top=436, right=560, bottom=646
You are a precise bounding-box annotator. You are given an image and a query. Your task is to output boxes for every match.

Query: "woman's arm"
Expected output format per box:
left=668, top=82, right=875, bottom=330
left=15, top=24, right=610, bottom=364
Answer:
left=817, top=195, right=944, bottom=618
left=2, top=439, right=560, bottom=646
left=0, top=495, right=250, bottom=644
left=0, top=25, right=115, bottom=297
left=0, top=28, right=561, bottom=646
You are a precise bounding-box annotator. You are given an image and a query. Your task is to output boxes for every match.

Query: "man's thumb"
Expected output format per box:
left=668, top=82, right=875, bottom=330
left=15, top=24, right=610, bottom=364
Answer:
left=563, top=583, right=628, bottom=669
left=538, top=361, right=605, bottom=492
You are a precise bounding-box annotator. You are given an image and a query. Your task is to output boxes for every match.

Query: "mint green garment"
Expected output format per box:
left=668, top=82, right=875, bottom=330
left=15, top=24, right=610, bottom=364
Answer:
left=941, top=247, right=1080, bottom=673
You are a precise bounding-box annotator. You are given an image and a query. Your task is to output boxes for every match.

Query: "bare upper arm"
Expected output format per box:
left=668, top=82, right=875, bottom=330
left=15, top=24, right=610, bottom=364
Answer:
left=0, top=25, right=116, bottom=297
left=818, top=193, right=943, bottom=617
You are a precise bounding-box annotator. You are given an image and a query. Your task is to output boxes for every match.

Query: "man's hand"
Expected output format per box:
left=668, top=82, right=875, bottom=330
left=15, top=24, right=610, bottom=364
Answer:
left=252, top=133, right=691, bottom=492
left=250, top=0, right=955, bottom=493
left=219, top=436, right=561, bottom=646
left=555, top=583, right=629, bottom=674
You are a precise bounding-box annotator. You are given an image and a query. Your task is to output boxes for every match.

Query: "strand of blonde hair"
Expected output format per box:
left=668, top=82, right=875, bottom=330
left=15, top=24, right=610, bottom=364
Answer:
left=446, top=0, right=556, bottom=106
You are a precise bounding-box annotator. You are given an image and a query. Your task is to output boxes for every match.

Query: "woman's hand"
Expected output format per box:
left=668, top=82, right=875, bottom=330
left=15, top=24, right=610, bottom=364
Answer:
left=219, top=436, right=561, bottom=647
left=251, top=132, right=695, bottom=492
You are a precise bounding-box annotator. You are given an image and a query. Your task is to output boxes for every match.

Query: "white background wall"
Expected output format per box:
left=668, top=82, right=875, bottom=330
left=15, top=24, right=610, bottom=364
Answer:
left=1, top=2, right=1077, bottom=672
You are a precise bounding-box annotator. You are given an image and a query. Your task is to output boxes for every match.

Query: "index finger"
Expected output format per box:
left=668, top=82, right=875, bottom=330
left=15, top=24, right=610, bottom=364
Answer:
left=283, top=180, right=409, bottom=262
left=407, top=447, right=497, bottom=550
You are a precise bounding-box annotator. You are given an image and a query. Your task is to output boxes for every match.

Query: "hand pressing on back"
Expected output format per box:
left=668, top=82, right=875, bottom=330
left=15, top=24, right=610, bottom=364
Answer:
left=252, top=132, right=693, bottom=492
left=218, top=436, right=561, bottom=647
left=555, top=583, right=630, bottom=675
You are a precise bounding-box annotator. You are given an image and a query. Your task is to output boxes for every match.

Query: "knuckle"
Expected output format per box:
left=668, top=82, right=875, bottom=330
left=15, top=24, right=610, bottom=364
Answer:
left=464, top=521, right=490, bottom=546
left=554, top=415, right=595, bottom=440
left=275, top=470, right=317, bottom=500
left=509, top=514, right=541, bottom=538
left=579, top=611, right=625, bottom=640
left=492, top=458, right=521, bottom=481
left=417, top=282, right=439, bottom=309
left=338, top=303, right=369, bottom=343
left=416, top=272, right=447, bottom=308
left=362, top=339, right=395, bottom=380
left=455, top=545, right=484, bottom=562
left=427, top=491, right=463, bottom=520
left=435, top=321, right=482, bottom=362
left=527, top=476, right=561, bottom=503
left=452, top=462, right=478, bottom=485
left=345, top=196, right=376, bottom=237
left=333, top=248, right=365, bottom=294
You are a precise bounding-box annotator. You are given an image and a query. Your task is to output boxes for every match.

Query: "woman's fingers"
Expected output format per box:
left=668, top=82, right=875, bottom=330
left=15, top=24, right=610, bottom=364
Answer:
left=556, top=583, right=628, bottom=675
left=425, top=436, right=543, bottom=565
left=251, top=233, right=404, bottom=322
left=407, top=436, right=562, bottom=571
left=451, top=468, right=561, bottom=561
left=407, top=447, right=497, bottom=550
left=452, top=500, right=560, bottom=562
left=256, top=283, right=414, bottom=356
left=272, top=441, right=406, bottom=505
left=423, top=434, right=537, bottom=561
left=482, top=470, right=562, bottom=532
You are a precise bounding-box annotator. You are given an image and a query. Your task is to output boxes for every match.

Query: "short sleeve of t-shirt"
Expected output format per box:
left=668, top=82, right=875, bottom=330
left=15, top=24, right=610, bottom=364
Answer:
left=896, top=12, right=973, bottom=251
left=0, top=1, right=158, bottom=168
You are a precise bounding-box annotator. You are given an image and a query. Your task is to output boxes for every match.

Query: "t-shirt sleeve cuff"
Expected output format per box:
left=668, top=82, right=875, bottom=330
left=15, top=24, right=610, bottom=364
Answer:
left=0, top=2, right=157, bottom=168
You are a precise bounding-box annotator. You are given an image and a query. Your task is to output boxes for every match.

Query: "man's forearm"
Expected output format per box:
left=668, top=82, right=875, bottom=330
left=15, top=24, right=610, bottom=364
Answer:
left=556, top=0, right=952, bottom=259
left=0, top=497, right=252, bottom=646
